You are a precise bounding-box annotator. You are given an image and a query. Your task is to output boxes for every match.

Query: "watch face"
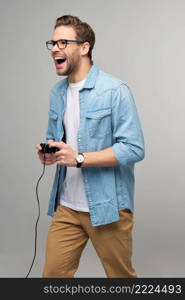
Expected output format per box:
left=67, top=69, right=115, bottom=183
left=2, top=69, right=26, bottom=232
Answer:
left=77, top=154, right=84, bottom=163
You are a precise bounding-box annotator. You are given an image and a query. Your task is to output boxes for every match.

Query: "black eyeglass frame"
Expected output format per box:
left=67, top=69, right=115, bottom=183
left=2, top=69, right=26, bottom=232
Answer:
left=46, top=39, right=86, bottom=50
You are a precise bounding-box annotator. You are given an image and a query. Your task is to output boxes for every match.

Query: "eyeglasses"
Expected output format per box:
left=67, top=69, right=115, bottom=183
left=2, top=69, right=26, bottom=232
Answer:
left=46, top=39, right=86, bottom=50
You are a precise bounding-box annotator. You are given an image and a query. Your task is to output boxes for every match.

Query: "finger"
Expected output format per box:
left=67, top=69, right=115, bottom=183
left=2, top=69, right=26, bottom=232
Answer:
left=49, top=141, right=66, bottom=149
left=56, top=152, right=65, bottom=160
left=38, top=152, right=44, bottom=158
left=41, top=155, right=54, bottom=162
left=36, top=144, right=42, bottom=150
left=47, top=139, right=54, bottom=143
left=54, top=151, right=63, bottom=158
left=56, top=160, right=64, bottom=165
left=44, top=153, right=54, bottom=158
left=39, top=153, right=54, bottom=161
left=54, top=148, right=67, bottom=158
left=41, top=161, right=52, bottom=165
left=41, top=159, right=54, bottom=165
left=55, top=156, right=59, bottom=162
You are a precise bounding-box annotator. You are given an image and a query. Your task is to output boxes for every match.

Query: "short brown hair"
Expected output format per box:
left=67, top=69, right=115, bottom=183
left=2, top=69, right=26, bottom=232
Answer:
left=54, top=15, right=95, bottom=63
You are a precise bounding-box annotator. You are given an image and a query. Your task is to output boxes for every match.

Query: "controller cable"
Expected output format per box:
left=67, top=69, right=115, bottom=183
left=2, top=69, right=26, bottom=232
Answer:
left=25, top=152, right=46, bottom=278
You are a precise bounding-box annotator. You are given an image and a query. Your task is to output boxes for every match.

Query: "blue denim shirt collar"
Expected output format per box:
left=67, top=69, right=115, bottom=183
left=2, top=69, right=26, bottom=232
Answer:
left=82, top=62, right=100, bottom=89
left=60, top=62, right=99, bottom=95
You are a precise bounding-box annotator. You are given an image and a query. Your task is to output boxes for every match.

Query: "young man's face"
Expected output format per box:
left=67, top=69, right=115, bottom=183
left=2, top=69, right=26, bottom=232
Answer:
left=51, top=25, right=83, bottom=76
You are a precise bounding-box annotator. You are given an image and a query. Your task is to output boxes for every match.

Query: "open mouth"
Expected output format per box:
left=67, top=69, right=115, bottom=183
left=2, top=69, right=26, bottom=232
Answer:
left=55, top=58, right=67, bottom=65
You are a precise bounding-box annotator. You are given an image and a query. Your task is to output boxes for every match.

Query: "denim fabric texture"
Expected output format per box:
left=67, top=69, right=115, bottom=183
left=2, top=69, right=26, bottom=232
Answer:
left=46, top=62, right=145, bottom=226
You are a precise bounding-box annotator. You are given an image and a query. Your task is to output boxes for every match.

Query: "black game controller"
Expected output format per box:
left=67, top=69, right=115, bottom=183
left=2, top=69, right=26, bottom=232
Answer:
left=40, top=143, right=60, bottom=153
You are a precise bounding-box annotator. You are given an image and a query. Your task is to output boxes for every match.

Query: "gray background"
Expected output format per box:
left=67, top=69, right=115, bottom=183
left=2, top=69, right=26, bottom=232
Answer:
left=0, top=0, right=184, bottom=277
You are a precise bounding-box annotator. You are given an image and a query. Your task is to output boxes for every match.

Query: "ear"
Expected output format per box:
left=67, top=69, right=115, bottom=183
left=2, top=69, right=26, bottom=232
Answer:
left=80, top=42, right=90, bottom=56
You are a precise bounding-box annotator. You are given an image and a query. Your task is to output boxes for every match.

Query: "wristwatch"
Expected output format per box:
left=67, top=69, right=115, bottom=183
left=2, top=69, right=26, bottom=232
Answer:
left=76, top=153, right=84, bottom=168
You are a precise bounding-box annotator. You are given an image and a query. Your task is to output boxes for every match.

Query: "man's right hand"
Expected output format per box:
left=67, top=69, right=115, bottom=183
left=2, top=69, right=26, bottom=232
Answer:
left=35, top=140, right=57, bottom=165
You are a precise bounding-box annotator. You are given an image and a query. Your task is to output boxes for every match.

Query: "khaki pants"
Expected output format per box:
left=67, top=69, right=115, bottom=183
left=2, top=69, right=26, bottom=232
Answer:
left=42, top=205, right=137, bottom=278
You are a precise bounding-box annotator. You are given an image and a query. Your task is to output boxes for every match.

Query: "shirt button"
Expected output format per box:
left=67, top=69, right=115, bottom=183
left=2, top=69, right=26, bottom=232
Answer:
left=78, top=138, right=81, bottom=142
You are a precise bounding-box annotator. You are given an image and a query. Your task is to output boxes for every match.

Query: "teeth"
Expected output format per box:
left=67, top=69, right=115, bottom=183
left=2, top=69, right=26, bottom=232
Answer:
left=54, top=57, right=66, bottom=60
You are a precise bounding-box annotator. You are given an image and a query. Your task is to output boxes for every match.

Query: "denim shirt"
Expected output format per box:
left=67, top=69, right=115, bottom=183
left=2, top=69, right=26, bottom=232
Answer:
left=46, top=62, right=145, bottom=227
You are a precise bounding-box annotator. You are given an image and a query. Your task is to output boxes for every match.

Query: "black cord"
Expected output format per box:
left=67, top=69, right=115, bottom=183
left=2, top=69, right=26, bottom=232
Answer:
left=25, top=153, right=46, bottom=278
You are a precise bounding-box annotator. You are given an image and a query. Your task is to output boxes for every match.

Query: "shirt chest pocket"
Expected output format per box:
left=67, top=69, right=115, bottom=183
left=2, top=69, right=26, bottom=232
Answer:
left=85, top=108, right=112, bottom=138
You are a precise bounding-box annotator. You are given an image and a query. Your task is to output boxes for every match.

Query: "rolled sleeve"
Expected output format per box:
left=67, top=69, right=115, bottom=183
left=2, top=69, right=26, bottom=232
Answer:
left=111, top=84, right=145, bottom=166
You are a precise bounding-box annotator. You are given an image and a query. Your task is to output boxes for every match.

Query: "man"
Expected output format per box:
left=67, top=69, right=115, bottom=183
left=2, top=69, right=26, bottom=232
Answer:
left=36, top=15, right=145, bottom=278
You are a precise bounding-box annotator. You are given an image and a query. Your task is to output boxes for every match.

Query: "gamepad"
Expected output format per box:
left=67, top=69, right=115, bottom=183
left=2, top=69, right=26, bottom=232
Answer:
left=40, top=143, right=60, bottom=153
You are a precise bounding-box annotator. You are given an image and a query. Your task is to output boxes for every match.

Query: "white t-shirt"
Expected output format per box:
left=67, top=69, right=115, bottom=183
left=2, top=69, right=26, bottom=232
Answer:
left=59, top=78, right=89, bottom=212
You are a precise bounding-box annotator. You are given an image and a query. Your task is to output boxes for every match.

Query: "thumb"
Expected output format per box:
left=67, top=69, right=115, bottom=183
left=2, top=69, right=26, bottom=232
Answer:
left=48, top=141, right=65, bottom=149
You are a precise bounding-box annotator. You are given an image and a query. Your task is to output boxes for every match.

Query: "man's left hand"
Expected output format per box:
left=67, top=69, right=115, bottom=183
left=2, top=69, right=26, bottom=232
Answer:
left=48, top=141, right=77, bottom=167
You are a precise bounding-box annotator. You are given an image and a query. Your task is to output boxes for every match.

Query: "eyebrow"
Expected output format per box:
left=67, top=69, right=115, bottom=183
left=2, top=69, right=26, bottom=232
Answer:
left=51, top=38, right=73, bottom=41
